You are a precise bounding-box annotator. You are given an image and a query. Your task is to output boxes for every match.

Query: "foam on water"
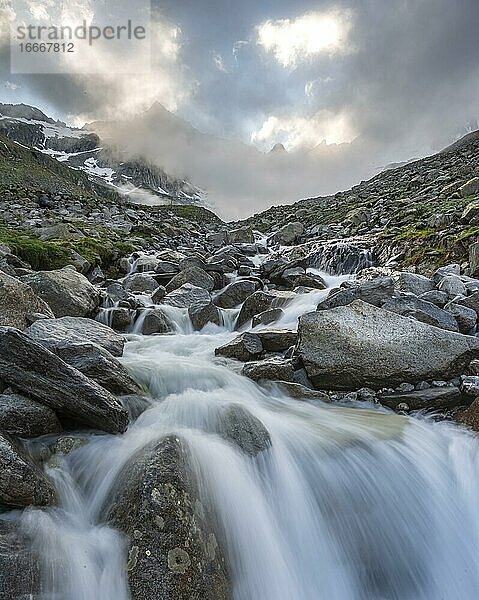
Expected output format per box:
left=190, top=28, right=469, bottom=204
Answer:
left=6, top=262, right=479, bottom=600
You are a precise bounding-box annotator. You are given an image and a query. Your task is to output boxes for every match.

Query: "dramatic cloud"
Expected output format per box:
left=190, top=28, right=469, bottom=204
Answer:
left=0, top=0, right=478, bottom=218
left=256, top=10, right=352, bottom=68
left=251, top=110, right=356, bottom=150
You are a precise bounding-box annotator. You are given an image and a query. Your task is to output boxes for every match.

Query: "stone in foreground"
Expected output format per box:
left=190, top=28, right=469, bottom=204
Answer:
left=297, top=300, right=479, bottom=390
left=0, top=432, right=56, bottom=507
left=107, top=435, right=229, bottom=600
left=0, top=393, right=62, bottom=438
left=0, top=520, right=41, bottom=599
left=0, top=327, right=128, bottom=433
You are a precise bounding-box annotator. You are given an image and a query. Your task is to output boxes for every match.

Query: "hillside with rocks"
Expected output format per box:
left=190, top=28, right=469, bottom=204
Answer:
left=239, top=129, right=479, bottom=275
left=2, top=120, right=479, bottom=597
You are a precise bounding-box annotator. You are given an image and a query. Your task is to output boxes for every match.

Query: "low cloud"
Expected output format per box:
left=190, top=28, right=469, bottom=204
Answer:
left=251, top=109, right=356, bottom=150
left=256, top=10, right=352, bottom=68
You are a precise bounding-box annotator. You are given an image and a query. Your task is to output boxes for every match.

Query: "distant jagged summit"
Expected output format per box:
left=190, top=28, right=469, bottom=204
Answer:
left=269, top=143, right=287, bottom=154
left=0, top=103, right=56, bottom=125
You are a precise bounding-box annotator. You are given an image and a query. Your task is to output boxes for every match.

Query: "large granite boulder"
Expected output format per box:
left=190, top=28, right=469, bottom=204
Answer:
left=382, top=294, right=459, bottom=332
left=0, top=271, right=54, bottom=330
left=215, top=333, right=263, bottom=362
left=22, top=268, right=99, bottom=318
left=106, top=436, right=229, bottom=600
left=0, top=394, right=62, bottom=438
left=26, top=316, right=126, bottom=356
left=188, top=301, right=221, bottom=331
left=0, top=328, right=128, bottom=433
left=317, top=277, right=395, bottom=311
left=217, top=404, right=271, bottom=456
left=297, top=300, right=479, bottom=390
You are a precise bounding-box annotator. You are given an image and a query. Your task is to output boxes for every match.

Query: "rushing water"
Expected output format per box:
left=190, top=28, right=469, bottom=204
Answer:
left=7, top=269, right=479, bottom=599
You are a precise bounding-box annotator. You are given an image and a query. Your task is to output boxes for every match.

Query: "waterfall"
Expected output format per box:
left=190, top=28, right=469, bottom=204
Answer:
left=7, top=248, right=479, bottom=600
left=305, top=239, right=375, bottom=274
left=16, top=321, right=479, bottom=599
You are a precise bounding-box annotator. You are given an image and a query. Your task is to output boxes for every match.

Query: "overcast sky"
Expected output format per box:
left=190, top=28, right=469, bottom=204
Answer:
left=0, top=1, right=478, bottom=217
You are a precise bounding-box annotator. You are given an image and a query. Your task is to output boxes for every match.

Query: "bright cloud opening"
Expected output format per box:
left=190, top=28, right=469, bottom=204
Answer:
left=256, top=10, right=352, bottom=68
left=251, top=110, right=357, bottom=150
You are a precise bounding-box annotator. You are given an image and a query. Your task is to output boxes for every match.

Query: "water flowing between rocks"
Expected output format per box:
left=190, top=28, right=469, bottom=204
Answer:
left=10, top=267, right=479, bottom=600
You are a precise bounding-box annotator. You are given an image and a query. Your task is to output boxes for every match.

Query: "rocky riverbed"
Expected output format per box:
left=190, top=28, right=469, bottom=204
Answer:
left=1, top=128, right=479, bottom=598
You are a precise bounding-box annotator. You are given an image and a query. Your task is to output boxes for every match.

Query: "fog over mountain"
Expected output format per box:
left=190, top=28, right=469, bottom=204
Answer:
left=1, top=0, right=478, bottom=218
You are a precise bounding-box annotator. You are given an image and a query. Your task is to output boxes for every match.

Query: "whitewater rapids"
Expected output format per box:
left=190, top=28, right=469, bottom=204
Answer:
left=11, top=282, right=479, bottom=600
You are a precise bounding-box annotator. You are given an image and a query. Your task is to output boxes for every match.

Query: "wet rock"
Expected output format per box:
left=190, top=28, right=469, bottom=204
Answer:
left=217, top=403, right=271, bottom=456
left=317, top=277, right=394, bottom=311
left=256, top=329, right=297, bottom=352
left=123, top=273, right=159, bottom=293
left=378, top=387, right=463, bottom=411
left=215, top=332, right=263, bottom=362
left=457, top=399, right=479, bottom=431
left=290, top=273, right=327, bottom=290
left=252, top=308, right=284, bottom=328
left=26, top=316, right=125, bottom=357
left=242, top=357, right=295, bottom=383
left=110, top=307, right=132, bottom=331
left=151, top=285, right=167, bottom=304
left=0, top=271, right=54, bottom=330
left=236, top=290, right=294, bottom=329
left=297, top=300, right=479, bottom=390
left=165, top=267, right=215, bottom=294
left=141, top=309, right=172, bottom=335
left=163, top=284, right=211, bottom=309
left=188, top=301, right=221, bottom=331
left=0, top=520, right=41, bottom=599
left=118, top=395, right=153, bottom=421
left=382, top=294, right=459, bottom=332
left=0, top=393, right=62, bottom=438
left=214, top=280, right=256, bottom=309
left=0, top=432, right=56, bottom=507
left=0, top=328, right=128, bottom=433
left=105, top=282, right=130, bottom=303
left=21, top=268, right=100, bottom=318
left=107, top=435, right=229, bottom=600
